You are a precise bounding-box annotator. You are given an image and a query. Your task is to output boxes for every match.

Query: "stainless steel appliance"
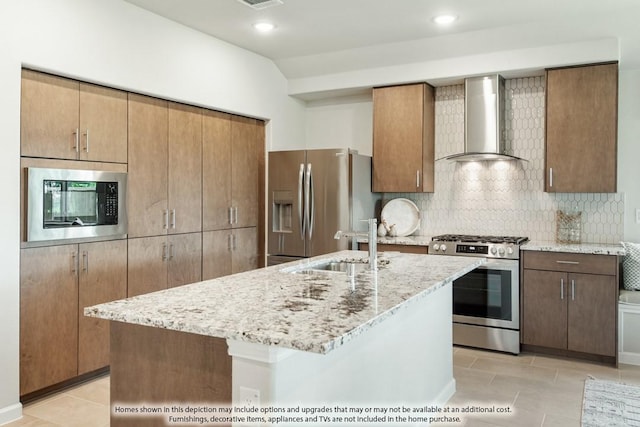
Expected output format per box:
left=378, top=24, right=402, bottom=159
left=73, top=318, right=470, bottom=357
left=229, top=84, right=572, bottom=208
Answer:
left=429, top=234, right=529, bottom=354
left=26, top=167, right=127, bottom=245
left=267, top=149, right=379, bottom=265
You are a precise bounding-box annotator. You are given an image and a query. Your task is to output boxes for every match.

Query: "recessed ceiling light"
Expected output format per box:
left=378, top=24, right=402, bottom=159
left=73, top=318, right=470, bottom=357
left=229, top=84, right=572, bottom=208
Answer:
left=433, top=14, right=458, bottom=25
left=253, top=22, right=276, bottom=32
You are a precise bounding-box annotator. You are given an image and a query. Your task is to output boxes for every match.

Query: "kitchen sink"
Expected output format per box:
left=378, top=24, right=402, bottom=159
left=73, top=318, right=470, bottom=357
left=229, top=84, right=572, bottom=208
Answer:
left=282, top=259, right=369, bottom=275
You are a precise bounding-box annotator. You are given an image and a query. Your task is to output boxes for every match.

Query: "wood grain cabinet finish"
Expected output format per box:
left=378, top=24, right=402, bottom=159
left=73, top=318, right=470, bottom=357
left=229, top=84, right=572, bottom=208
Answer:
left=545, top=63, right=618, bottom=193
left=128, top=96, right=203, bottom=238
left=372, top=83, right=435, bottom=193
left=521, top=251, right=618, bottom=361
left=127, top=233, right=202, bottom=297
left=202, top=227, right=258, bottom=280
left=21, top=69, right=127, bottom=163
left=20, top=240, right=127, bottom=395
left=359, top=242, right=428, bottom=254
left=203, top=112, right=261, bottom=231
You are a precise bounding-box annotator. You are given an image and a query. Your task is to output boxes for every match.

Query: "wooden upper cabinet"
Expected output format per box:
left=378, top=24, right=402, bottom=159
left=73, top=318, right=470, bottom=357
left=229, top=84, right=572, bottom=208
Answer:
left=545, top=63, right=618, bottom=193
left=168, top=102, right=202, bottom=234
left=127, top=94, right=169, bottom=238
left=21, top=69, right=127, bottom=163
left=78, top=83, right=128, bottom=163
left=231, top=116, right=259, bottom=228
left=21, top=69, right=79, bottom=160
left=202, top=110, right=232, bottom=231
left=372, top=83, right=435, bottom=193
left=202, top=112, right=261, bottom=231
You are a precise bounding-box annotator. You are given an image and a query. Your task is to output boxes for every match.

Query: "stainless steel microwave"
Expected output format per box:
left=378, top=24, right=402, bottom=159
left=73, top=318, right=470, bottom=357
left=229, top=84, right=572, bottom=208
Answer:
left=26, top=168, right=127, bottom=244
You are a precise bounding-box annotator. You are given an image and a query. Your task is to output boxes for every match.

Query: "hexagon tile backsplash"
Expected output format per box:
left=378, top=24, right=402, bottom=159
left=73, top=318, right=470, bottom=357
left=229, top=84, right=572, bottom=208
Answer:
left=384, top=77, right=624, bottom=244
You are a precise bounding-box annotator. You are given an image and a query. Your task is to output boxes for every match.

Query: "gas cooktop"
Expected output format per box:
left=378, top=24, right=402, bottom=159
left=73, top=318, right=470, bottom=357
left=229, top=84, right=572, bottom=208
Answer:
left=429, top=234, right=529, bottom=260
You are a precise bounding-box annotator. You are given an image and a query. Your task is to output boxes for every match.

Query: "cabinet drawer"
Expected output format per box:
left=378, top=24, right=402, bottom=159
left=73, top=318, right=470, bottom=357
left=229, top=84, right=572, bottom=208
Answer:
left=522, top=251, right=617, bottom=275
left=359, top=243, right=428, bottom=254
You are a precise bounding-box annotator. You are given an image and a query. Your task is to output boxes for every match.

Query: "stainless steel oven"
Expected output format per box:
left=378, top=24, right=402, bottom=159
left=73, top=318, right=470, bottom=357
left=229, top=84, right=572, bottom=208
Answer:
left=26, top=167, right=127, bottom=245
left=429, top=235, right=527, bottom=354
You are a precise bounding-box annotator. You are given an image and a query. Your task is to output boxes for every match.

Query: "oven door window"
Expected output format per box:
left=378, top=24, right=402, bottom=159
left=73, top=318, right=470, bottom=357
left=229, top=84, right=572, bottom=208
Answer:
left=453, top=268, right=513, bottom=321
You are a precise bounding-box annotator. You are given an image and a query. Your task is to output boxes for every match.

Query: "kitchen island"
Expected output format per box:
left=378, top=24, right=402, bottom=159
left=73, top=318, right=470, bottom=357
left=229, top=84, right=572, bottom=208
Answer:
left=86, top=250, right=484, bottom=426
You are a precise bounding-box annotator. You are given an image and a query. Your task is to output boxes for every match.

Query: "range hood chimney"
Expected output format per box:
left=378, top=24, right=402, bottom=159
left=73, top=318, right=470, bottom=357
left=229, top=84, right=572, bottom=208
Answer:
left=443, top=75, right=525, bottom=162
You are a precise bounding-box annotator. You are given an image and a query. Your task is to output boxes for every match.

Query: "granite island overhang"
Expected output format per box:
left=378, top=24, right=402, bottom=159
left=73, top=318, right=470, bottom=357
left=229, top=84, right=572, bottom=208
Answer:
left=86, top=250, right=484, bottom=426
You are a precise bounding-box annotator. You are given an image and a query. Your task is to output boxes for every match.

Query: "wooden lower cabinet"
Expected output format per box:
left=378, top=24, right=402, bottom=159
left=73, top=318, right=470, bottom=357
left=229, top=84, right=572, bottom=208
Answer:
left=128, top=233, right=202, bottom=297
left=20, top=240, right=127, bottom=396
left=521, top=251, right=618, bottom=362
left=20, top=245, right=78, bottom=396
left=202, top=227, right=258, bottom=280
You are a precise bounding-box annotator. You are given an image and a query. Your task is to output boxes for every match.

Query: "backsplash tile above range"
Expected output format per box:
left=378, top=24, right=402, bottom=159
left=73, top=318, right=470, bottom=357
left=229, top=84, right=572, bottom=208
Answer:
left=383, top=77, right=624, bottom=244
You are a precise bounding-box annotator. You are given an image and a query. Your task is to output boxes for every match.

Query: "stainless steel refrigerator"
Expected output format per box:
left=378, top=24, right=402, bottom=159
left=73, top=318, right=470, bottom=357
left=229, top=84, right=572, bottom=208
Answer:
left=267, top=149, right=380, bottom=265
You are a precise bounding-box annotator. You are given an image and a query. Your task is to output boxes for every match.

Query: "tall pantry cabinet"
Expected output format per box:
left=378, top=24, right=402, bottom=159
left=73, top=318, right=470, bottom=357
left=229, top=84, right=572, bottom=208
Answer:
left=126, top=95, right=203, bottom=297
left=19, top=69, right=265, bottom=398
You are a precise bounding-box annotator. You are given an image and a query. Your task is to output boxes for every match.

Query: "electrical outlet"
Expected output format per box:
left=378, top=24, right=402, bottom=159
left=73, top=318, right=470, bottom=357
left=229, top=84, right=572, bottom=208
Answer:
left=239, top=386, right=260, bottom=408
left=636, top=208, right=640, bottom=224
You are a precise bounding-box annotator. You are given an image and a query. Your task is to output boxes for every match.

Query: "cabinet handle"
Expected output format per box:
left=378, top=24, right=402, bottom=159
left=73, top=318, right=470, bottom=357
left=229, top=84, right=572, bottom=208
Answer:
left=560, top=278, right=564, bottom=300
left=162, top=243, right=168, bottom=261
left=170, top=209, right=176, bottom=229
left=556, top=260, right=580, bottom=265
left=83, top=129, right=90, bottom=153
left=169, top=243, right=174, bottom=260
left=163, top=209, right=169, bottom=230
left=571, top=279, right=575, bottom=301
left=233, top=234, right=237, bottom=251
left=549, top=168, right=553, bottom=188
left=82, top=251, right=89, bottom=273
left=234, top=207, right=238, bottom=225
left=416, top=170, right=420, bottom=188
left=72, top=252, right=78, bottom=274
left=227, top=234, right=233, bottom=251
left=229, top=207, right=234, bottom=225
left=73, top=128, right=80, bottom=153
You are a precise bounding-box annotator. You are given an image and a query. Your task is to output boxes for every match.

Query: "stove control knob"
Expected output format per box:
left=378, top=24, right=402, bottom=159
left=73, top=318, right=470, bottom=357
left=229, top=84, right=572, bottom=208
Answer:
left=498, top=247, right=506, bottom=256
left=507, top=247, right=514, bottom=255
left=440, top=244, right=447, bottom=252
left=433, top=243, right=440, bottom=251
left=490, top=246, right=497, bottom=255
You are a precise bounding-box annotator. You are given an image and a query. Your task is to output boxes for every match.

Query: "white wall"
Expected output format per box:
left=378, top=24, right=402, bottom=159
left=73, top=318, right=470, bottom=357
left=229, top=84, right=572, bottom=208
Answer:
left=0, top=0, right=305, bottom=423
left=618, top=69, right=640, bottom=242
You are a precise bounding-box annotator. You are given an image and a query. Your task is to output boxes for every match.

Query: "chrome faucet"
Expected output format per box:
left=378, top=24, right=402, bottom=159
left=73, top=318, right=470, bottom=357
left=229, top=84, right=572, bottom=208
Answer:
left=334, top=218, right=377, bottom=271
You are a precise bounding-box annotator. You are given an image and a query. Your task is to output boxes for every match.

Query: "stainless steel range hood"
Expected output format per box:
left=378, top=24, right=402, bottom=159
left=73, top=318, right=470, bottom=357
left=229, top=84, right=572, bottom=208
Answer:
left=443, top=74, right=525, bottom=162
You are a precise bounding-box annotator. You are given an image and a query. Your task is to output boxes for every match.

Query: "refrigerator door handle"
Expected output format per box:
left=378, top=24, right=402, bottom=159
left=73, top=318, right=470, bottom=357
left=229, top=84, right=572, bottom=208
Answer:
left=298, top=163, right=305, bottom=239
left=307, top=163, right=315, bottom=239
left=304, top=163, right=312, bottom=240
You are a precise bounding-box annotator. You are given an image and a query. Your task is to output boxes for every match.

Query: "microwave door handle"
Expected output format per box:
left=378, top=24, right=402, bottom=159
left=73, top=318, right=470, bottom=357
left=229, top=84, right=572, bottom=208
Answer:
left=298, top=163, right=305, bottom=240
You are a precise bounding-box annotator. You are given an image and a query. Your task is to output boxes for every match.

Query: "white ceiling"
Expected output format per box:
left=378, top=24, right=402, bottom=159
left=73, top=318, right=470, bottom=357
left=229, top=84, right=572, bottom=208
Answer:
left=124, top=0, right=640, bottom=80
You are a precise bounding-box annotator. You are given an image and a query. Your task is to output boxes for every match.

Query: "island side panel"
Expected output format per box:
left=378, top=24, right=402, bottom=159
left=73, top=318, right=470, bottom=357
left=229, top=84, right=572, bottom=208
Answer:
left=228, top=282, right=454, bottom=412
left=110, top=322, right=232, bottom=427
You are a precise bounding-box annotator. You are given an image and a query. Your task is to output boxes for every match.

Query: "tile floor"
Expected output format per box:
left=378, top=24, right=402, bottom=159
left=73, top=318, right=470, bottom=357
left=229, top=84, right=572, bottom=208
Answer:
left=5, top=347, right=640, bottom=426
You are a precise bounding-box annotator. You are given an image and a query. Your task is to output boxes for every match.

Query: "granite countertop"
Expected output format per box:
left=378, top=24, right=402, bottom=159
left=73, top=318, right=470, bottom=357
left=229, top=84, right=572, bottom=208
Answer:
left=86, top=250, right=483, bottom=354
left=521, top=240, right=626, bottom=256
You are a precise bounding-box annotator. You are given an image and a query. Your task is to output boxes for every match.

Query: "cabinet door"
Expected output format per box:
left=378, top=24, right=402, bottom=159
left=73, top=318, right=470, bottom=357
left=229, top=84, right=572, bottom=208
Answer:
left=373, top=84, right=433, bottom=193
left=21, top=69, right=80, bottom=159
left=232, top=227, right=258, bottom=274
left=127, top=236, right=167, bottom=297
left=522, top=269, right=568, bottom=350
left=78, top=240, right=127, bottom=375
left=202, top=230, right=232, bottom=280
left=20, top=245, right=78, bottom=395
left=168, top=232, right=202, bottom=288
left=128, top=94, right=169, bottom=238
left=231, top=116, right=259, bottom=228
left=567, top=273, right=617, bottom=356
left=202, top=111, right=232, bottom=231
left=78, top=83, right=128, bottom=163
left=168, top=103, right=202, bottom=234
left=545, top=63, right=618, bottom=193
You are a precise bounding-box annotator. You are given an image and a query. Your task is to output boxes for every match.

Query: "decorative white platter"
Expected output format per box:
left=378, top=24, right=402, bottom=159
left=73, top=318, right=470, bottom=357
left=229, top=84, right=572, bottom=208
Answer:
left=381, top=198, right=420, bottom=237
